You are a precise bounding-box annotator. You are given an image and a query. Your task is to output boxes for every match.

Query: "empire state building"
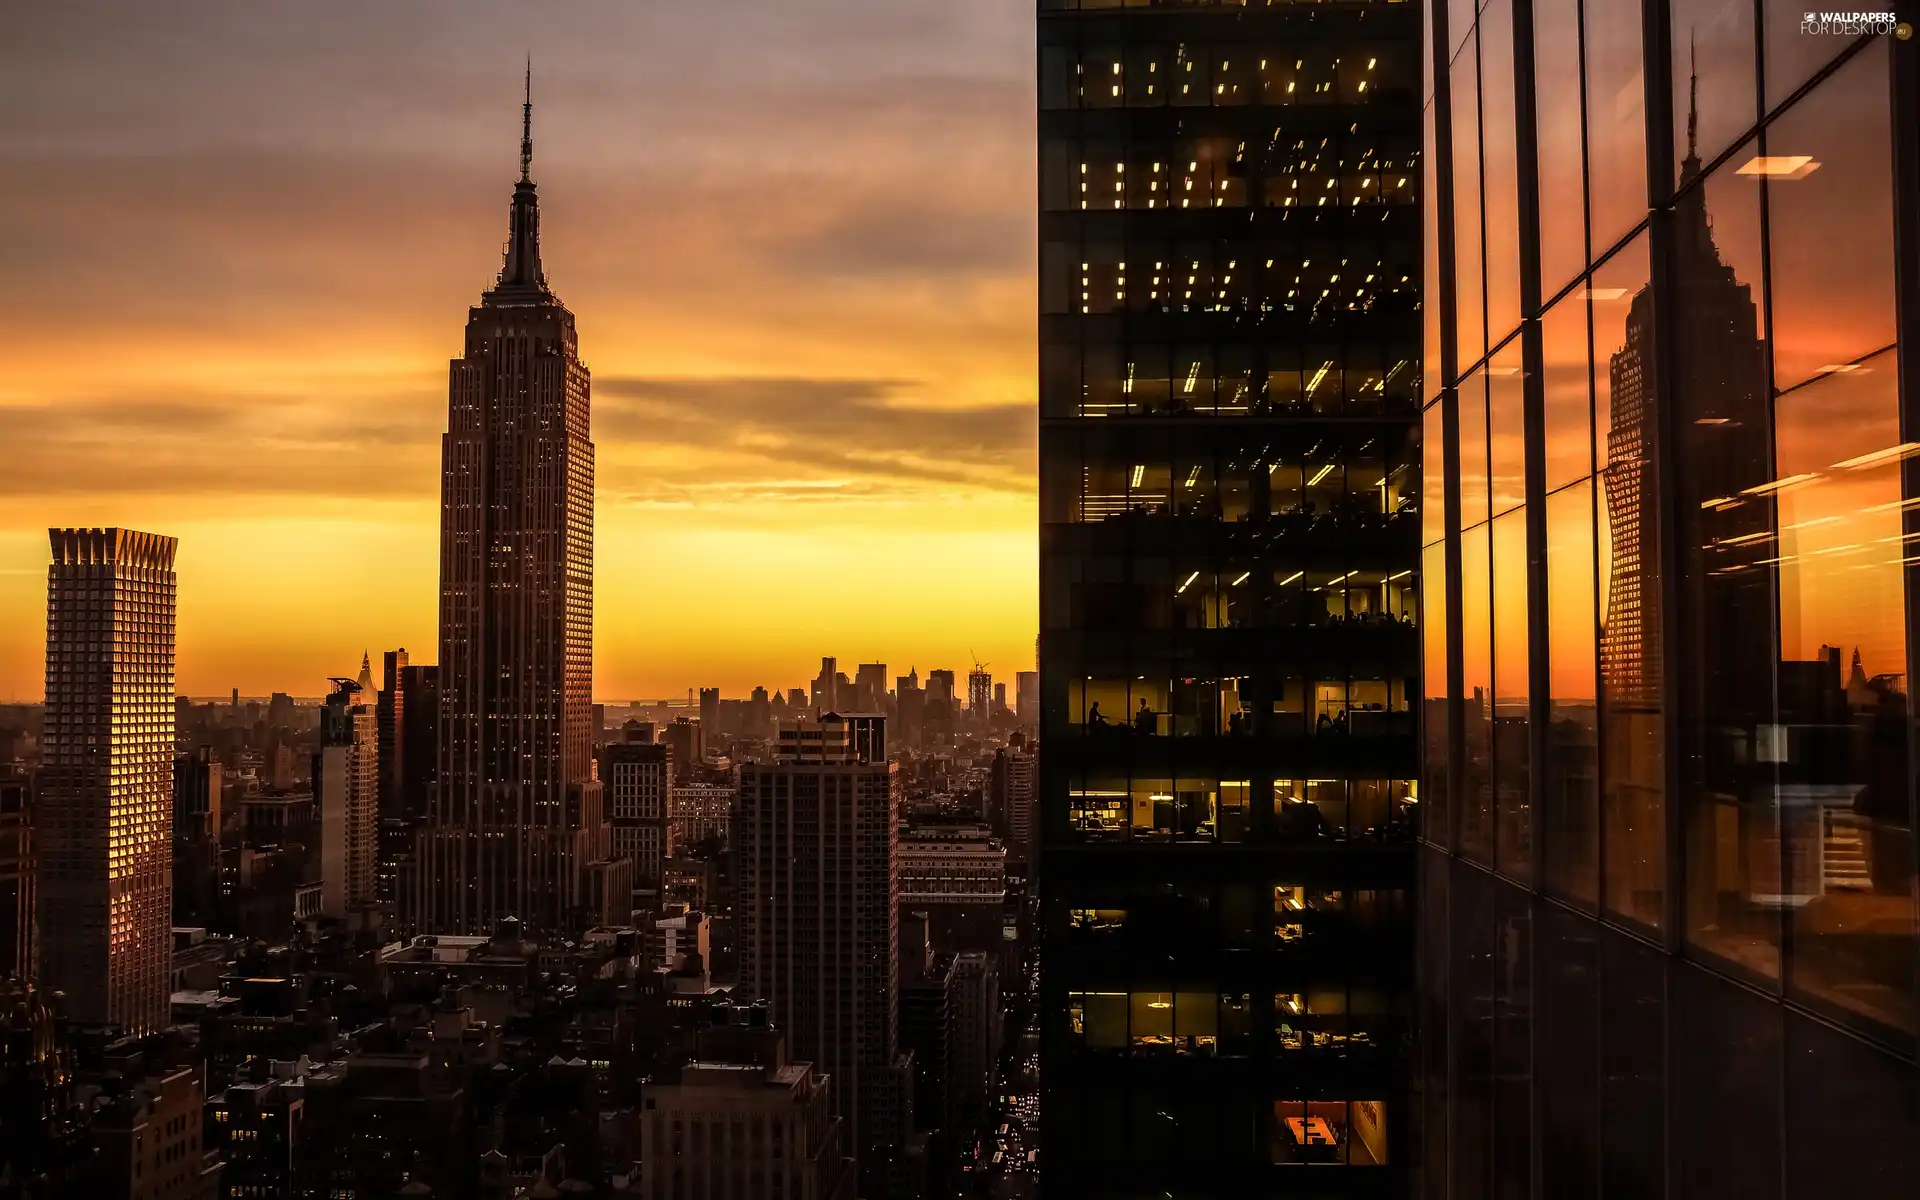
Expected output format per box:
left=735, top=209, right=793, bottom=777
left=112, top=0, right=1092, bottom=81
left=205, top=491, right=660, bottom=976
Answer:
left=405, top=73, right=627, bottom=935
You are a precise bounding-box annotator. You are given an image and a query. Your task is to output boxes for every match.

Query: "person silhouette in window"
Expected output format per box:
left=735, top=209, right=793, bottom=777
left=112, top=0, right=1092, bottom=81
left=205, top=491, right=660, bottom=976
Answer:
left=1135, top=698, right=1155, bottom=736
left=1087, top=701, right=1109, bottom=729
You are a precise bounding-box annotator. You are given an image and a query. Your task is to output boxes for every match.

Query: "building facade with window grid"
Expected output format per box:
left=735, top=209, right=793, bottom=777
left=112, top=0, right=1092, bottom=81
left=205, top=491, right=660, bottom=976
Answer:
left=38, top=527, right=178, bottom=1037
left=1037, top=1, right=1424, bottom=1194
left=1418, top=1, right=1920, bottom=1196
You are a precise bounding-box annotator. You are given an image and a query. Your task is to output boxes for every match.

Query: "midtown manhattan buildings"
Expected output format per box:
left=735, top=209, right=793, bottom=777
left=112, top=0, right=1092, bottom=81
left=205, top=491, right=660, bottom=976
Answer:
left=404, top=79, right=623, bottom=935
left=1419, top=4, right=1920, bottom=1198
left=38, top=528, right=179, bottom=1035
left=738, top=714, right=913, bottom=1186
left=1038, top=0, right=1423, bottom=1192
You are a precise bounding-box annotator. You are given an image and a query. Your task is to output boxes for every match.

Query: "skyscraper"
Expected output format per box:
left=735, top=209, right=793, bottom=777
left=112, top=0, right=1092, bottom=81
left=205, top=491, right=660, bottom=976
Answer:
left=38, top=528, right=178, bottom=1035
left=1420, top=4, right=1920, bottom=1197
left=406, top=72, right=620, bottom=935
left=1, top=775, right=33, bottom=981
left=315, top=676, right=378, bottom=920
left=738, top=714, right=913, bottom=1189
left=966, top=667, right=991, bottom=721
left=1014, top=670, right=1039, bottom=726
left=598, top=728, right=671, bottom=897
left=1038, top=1, right=1422, bottom=1190
left=376, top=648, right=408, bottom=818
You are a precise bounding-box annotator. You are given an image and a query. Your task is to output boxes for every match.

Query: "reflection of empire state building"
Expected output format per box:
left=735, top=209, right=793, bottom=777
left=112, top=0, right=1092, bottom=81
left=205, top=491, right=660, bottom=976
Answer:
left=404, top=71, right=629, bottom=935
left=1601, top=58, right=1772, bottom=716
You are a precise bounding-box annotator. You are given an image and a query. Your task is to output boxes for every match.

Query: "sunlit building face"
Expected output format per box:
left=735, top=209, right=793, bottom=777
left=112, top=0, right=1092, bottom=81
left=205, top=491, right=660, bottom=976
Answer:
left=1038, top=1, right=1422, bottom=1191
left=38, top=527, right=177, bottom=1037
left=1421, top=2, right=1920, bottom=1196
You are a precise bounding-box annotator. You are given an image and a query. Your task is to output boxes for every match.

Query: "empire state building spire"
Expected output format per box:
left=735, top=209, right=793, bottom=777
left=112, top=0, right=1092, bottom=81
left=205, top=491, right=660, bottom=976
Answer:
left=495, top=59, right=547, bottom=299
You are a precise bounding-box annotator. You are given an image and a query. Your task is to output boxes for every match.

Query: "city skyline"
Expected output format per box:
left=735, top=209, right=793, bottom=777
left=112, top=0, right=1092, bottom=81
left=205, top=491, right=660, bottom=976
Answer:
left=0, top=1, right=1038, bottom=701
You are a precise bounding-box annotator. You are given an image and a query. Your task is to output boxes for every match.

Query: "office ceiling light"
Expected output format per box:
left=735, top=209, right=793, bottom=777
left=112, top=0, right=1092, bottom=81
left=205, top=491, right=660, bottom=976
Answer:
left=1737, top=155, right=1820, bottom=179
left=1308, top=464, right=1335, bottom=486
left=1279, top=570, right=1305, bottom=587
left=1741, top=472, right=1822, bottom=496
left=1130, top=464, right=1145, bottom=488
left=1832, top=443, right=1920, bottom=471
left=1231, top=572, right=1251, bottom=586
left=1177, top=571, right=1200, bottom=594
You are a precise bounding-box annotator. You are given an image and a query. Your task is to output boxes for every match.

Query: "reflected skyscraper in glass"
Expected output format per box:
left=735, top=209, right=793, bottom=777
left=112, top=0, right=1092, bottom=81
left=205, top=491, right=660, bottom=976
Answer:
left=1420, top=2, right=1920, bottom=1196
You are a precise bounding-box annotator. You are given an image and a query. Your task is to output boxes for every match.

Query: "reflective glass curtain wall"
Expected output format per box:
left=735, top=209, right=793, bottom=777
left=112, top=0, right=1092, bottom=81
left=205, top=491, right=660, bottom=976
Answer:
left=1039, top=1, right=1423, bottom=1195
left=1420, top=2, right=1920, bottom=1197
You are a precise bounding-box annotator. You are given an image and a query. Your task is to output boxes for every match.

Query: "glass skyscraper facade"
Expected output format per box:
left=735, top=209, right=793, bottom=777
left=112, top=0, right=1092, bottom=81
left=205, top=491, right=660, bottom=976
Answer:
left=1420, top=2, right=1920, bottom=1196
left=1037, top=1, right=1423, bottom=1193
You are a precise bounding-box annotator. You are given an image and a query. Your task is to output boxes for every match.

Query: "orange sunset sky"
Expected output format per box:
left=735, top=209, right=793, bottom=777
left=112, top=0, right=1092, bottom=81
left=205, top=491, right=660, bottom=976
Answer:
left=0, top=1, right=1039, bottom=700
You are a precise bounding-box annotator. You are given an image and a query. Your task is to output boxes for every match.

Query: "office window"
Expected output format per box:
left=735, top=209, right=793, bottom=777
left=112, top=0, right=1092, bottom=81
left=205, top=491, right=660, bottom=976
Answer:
left=1774, top=347, right=1913, bottom=1037
left=1487, top=340, right=1526, bottom=517
left=1480, top=0, right=1522, bottom=340
left=1424, top=99, right=1444, bottom=401
left=1540, top=291, right=1593, bottom=492
left=1451, top=29, right=1487, bottom=365
left=1671, top=149, right=1778, bottom=981
left=1762, top=0, right=1845, bottom=109
left=1592, top=232, right=1665, bottom=931
left=1544, top=480, right=1600, bottom=906
left=1533, top=0, right=1587, bottom=296
left=1492, top=508, right=1532, bottom=880
left=1671, top=0, right=1757, bottom=184
left=1424, top=400, right=1449, bottom=548
left=1459, top=371, right=1491, bottom=527
left=1272, top=1100, right=1390, bottom=1166
left=1460, top=524, right=1494, bottom=862
left=1423, top=540, right=1452, bottom=846
left=1584, top=0, right=1648, bottom=252
left=1765, top=41, right=1898, bottom=392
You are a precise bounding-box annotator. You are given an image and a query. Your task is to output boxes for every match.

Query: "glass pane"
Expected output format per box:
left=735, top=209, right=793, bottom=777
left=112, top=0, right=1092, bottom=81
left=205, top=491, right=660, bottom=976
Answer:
left=1762, top=0, right=1854, bottom=110
left=1670, top=152, right=1779, bottom=981
left=1493, top=508, right=1532, bottom=880
left=1534, top=0, right=1588, bottom=294
left=1424, top=399, right=1450, bottom=547
left=1480, top=0, right=1522, bottom=340
left=1774, top=349, right=1915, bottom=1038
left=1462, top=524, right=1494, bottom=862
left=1459, top=371, right=1491, bottom=529
left=1585, top=0, right=1648, bottom=252
left=1764, top=41, right=1898, bottom=393
left=1589, top=232, right=1649, bottom=474
left=1541, top=291, right=1593, bottom=492
left=1545, top=481, right=1601, bottom=906
left=1424, top=541, right=1453, bottom=848
left=1671, top=0, right=1757, bottom=184
left=1452, top=29, right=1486, bottom=366
left=1487, top=339, right=1526, bottom=518
left=1595, top=230, right=1664, bottom=930
left=1425, top=97, right=1445, bottom=401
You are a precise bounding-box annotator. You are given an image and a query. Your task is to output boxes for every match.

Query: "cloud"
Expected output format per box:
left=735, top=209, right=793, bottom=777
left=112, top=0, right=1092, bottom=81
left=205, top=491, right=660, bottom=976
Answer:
left=595, top=376, right=1034, bottom=498
left=0, top=390, right=441, bottom=497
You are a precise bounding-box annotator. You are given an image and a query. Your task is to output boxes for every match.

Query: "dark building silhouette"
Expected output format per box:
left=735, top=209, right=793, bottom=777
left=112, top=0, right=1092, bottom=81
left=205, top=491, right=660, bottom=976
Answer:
left=405, top=73, right=621, bottom=935
left=376, top=648, right=408, bottom=818
left=1, top=775, right=33, bottom=982
left=171, top=749, right=222, bottom=927
left=1037, top=2, right=1422, bottom=1192
left=738, top=714, right=914, bottom=1192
